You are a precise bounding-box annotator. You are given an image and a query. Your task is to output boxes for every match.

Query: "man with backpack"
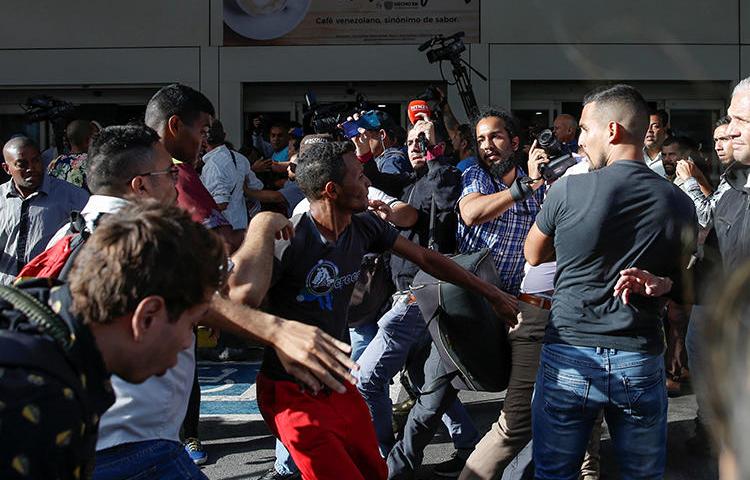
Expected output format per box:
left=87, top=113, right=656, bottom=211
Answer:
left=0, top=199, right=225, bottom=479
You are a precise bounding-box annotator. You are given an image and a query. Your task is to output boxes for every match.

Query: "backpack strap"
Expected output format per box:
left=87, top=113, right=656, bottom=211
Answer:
left=0, top=285, right=74, bottom=351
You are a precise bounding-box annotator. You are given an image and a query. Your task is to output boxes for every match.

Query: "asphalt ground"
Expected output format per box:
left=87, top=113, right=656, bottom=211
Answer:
left=195, top=359, right=719, bottom=480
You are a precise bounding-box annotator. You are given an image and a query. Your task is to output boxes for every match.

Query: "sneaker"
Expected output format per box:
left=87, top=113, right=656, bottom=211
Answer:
left=432, top=451, right=469, bottom=477
left=184, top=437, right=207, bottom=465
left=256, top=467, right=301, bottom=480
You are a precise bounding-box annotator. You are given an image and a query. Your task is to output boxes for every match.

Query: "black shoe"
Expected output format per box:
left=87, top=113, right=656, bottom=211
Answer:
left=256, top=468, right=301, bottom=480
left=432, top=452, right=469, bottom=478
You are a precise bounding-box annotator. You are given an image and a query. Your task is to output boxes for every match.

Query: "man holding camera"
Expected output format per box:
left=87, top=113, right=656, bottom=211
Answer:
left=524, top=84, right=695, bottom=478
left=386, top=109, right=548, bottom=479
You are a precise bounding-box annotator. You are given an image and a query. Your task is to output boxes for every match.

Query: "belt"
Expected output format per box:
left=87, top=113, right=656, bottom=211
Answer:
left=518, top=293, right=552, bottom=310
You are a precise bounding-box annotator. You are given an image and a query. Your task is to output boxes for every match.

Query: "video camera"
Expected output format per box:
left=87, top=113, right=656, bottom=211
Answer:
left=536, top=129, right=578, bottom=182
left=418, top=32, right=466, bottom=64
left=21, top=95, right=77, bottom=152
left=304, top=91, right=370, bottom=136
left=22, top=95, right=75, bottom=124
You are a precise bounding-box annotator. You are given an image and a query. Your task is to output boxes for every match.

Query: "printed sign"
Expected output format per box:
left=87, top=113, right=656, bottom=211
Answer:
left=223, top=0, right=480, bottom=45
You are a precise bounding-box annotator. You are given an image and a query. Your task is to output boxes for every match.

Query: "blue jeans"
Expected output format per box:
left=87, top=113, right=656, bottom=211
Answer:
left=273, top=323, right=378, bottom=476
left=350, top=322, right=379, bottom=363
left=93, top=440, right=208, bottom=480
left=532, top=344, right=667, bottom=480
left=357, top=295, right=478, bottom=455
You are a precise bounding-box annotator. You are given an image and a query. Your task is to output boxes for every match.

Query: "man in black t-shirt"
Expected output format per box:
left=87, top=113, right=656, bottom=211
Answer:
left=241, top=141, right=517, bottom=480
left=524, top=84, right=696, bottom=479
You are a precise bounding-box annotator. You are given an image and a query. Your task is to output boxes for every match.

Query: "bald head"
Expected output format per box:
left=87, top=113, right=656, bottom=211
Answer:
left=553, top=114, right=578, bottom=143
left=3, top=136, right=38, bottom=158
left=66, top=120, right=94, bottom=152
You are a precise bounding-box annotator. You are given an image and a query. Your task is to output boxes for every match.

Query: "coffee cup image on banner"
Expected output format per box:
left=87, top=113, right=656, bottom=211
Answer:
left=224, top=0, right=311, bottom=40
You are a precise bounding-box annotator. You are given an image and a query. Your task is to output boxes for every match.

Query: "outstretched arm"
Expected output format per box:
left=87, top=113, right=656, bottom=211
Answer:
left=391, top=236, right=518, bottom=326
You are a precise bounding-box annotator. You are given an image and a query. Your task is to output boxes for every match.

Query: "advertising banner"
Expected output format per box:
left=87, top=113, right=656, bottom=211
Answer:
left=223, top=0, right=480, bottom=46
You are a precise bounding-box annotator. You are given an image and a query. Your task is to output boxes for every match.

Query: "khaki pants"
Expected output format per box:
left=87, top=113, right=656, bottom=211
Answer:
left=459, top=301, right=601, bottom=480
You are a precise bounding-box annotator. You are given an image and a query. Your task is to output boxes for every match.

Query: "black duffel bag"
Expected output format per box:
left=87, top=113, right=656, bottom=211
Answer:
left=410, top=248, right=512, bottom=392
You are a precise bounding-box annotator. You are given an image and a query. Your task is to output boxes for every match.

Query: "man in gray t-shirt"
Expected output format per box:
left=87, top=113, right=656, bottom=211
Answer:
left=525, top=84, right=696, bottom=478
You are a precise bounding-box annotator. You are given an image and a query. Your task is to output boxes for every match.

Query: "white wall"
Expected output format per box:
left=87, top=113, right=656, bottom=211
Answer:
left=0, top=0, right=747, bottom=145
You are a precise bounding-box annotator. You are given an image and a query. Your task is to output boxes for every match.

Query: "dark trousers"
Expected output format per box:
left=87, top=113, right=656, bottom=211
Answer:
left=182, top=340, right=200, bottom=439
left=387, top=342, right=460, bottom=479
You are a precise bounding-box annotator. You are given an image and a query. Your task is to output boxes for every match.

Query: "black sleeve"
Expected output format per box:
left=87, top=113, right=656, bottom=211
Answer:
left=666, top=203, right=699, bottom=305
left=363, top=158, right=413, bottom=199
left=357, top=212, right=401, bottom=254
left=425, top=160, right=462, bottom=254
left=0, top=368, right=89, bottom=479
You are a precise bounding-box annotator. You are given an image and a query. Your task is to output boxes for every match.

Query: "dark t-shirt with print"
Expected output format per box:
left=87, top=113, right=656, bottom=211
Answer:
left=261, top=211, right=400, bottom=381
left=536, top=160, right=696, bottom=354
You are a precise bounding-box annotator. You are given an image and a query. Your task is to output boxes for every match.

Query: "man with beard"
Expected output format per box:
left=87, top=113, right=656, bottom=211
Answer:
left=386, top=109, right=547, bottom=479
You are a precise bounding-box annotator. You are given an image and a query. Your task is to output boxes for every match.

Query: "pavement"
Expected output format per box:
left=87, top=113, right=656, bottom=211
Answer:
left=195, top=360, right=719, bottom=480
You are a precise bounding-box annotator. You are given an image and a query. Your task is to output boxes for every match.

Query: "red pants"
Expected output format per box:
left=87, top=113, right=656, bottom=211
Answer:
left=257, top=373, right=387, bottom=480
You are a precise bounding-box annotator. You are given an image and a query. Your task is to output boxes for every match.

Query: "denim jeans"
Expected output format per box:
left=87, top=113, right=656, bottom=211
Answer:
left=357, top=295, right=478, bottom=455
left=93, top=440, right=208, bottom=480
left=350, top=322, right=379, bottom=363
left=532, top=344, right=667, bottom=480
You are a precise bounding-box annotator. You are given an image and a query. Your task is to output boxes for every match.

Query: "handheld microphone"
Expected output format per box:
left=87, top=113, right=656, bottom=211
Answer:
left=408, top=100, right=431, bottom=125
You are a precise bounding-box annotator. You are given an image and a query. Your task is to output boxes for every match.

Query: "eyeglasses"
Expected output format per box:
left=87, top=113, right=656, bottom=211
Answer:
left=132, top=165, right=179, bottom=182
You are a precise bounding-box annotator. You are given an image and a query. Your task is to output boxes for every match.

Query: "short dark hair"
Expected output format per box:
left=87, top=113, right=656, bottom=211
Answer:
left=471, top=107, right=519, bottom=140
left=583, top=84, right=649, bottom=138
left=207, top=119, right=227, bottom=146
left=269, top=120, right=290, bottom=132
left=456, top=124, right=476, bottom=155
left=69, top=199, right=225, bottom=324
left=649, top=108, right=670, bottom=128
left=144, top=83, right=215, bottom=132
left=295, top=141, right=355, bottom=200
left=663, top=135, right=699, bottom=154
left=87, top=124, right=161, bottom=195
left=65, top=120, right=94, bottom=150
left=715, top=115, right=731, bottom=129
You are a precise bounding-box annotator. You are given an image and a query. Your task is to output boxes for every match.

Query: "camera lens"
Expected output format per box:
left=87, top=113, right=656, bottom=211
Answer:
left=537, top=129, right=555, bottom=148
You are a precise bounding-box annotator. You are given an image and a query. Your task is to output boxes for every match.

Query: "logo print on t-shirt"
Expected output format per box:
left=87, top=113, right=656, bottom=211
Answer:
left=297, top=260, right=339, bottom=311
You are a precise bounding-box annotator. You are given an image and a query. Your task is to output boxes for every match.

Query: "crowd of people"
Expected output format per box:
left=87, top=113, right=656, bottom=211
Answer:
left=0, top=77, right=748, bottom=480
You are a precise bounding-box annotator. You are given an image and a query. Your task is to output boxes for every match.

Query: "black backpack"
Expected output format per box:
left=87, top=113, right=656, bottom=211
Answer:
left=411, top=193, right=514, bottom=393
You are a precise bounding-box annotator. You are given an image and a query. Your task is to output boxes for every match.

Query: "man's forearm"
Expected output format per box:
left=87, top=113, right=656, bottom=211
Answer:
left=204, top=295, right=284, bottom=345
left=459, top=191, right=516, bottom=226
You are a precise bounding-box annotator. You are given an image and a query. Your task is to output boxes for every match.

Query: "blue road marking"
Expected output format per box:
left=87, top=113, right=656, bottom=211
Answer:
left=198, top=361, right=261, bottom=418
